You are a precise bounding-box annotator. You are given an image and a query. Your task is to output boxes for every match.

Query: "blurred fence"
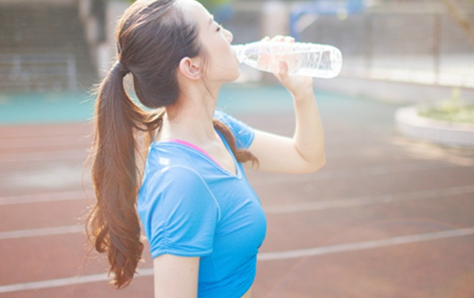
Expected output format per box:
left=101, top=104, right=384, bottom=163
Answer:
left=0, top=53, right=78, bottom=91
left=1, top=0, right=472, bottom=91
left=299, top=2, right=474, bottom=88
left=0, top=3, right=95, bottom=92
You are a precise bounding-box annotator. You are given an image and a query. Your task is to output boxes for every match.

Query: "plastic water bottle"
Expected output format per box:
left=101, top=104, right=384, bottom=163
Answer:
left=232, top=41, right=343, bottom=79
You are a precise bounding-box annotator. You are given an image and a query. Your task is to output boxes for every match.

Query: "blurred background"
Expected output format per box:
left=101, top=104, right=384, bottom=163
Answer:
left=1, top=0, right=474, bottom=95
left=1, top=0, right=474, bottom=297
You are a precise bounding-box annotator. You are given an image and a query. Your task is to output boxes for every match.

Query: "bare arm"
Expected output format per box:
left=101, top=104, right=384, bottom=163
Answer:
left=243, top=36, right=325, bottom=174
left=153, top=255, right=200, bottom=298
left=244, top=92, right=325, bottom=174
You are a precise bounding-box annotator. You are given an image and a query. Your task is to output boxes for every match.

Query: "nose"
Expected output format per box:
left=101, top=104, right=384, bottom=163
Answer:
left=224, top=28, right=233, bottom=43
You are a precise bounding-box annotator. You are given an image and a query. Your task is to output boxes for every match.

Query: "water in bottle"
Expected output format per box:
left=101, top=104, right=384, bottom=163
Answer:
left=232, top=41, right=343, bottom=79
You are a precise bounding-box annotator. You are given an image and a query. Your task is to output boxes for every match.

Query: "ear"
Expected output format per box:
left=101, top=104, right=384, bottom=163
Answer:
left=178, top=57, right=202, bottom=80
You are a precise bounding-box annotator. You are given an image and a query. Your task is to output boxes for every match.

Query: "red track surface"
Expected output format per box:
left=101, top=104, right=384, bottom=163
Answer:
left=1, top=97, right=474, bottom=297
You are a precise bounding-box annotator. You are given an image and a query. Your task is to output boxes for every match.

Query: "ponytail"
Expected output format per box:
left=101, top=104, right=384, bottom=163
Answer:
left=86, top=61, right=161, bottom=288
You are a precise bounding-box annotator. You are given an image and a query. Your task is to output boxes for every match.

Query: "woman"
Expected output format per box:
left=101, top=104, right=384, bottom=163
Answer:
left=86, top=0, right=325, bottom=297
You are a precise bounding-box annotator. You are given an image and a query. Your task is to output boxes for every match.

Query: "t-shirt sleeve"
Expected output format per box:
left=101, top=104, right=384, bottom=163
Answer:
left=139, top=166, right=221, bottom=259
left=214, top=109, right=255, bottom=150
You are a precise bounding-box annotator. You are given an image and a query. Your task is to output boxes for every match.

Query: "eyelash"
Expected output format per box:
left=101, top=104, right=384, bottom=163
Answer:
left=216, top=23, right=223, bottom=32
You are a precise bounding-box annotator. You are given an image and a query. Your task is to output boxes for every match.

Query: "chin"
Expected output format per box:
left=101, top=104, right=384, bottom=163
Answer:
left=230, top=68, right=240, bottom=82
left=216, top=67, right=240, bottom=83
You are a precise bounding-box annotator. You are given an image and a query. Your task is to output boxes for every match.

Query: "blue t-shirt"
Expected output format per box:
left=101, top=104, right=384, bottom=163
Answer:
left=137, top=110, right=267, bottom=298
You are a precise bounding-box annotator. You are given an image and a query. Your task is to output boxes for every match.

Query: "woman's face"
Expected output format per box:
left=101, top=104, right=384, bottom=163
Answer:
left=179, top=0, right=240, bottom=83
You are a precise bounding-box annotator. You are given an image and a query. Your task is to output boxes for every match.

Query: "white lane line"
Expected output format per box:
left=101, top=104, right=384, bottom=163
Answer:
left=251, top=163, right=465, bottom=187
left=1, top=227, right=473, bottom=294
left=0, top=268, right=154, bottom=294
left=0, top=163, right=456, bottom=206
left=0, top=184, right=469, bottom=240
left=0, top=225, right=84, bottom=240
left=264, top=185, right=474, bottom=214
left=0, top=190, right=91, bottom=206
left=258, top=227, right=474, bottom=261
left=0, top=163, right=466, bottom=206
left=0, top=150, right=87, bottom=163
left=0, top=138, right=90, bottom=150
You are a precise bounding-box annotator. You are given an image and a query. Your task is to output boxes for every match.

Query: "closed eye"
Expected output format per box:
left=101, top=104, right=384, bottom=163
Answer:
left=216, top=23, right=223, bottom=32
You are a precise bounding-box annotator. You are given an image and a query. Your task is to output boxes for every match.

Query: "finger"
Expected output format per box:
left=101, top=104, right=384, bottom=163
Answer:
left=261, top=36, right=270, bottom=42
left=284, top=36, right=295, bottom=43
left=271, top=35, right=285, bottom=42
left=278, top=61, right=289, bottom=78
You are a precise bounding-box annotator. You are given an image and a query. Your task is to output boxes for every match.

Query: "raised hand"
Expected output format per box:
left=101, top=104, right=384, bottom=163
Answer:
left=260, top=35, right=314, bottom=99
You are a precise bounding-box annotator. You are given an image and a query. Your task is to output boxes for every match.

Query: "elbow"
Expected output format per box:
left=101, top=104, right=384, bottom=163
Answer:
left=308, top=145, right=326, bottom=173
left=312, top=156, right=326, bottom=173
left=294, top=145, right=326, bottom=174
left=304, top=155, right=326, bottom=174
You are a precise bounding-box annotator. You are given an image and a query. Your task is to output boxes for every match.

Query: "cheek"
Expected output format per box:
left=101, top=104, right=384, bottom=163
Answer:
left=206, top=39, right=238, bottom=75
left=214, top=45, right=232, bottom=66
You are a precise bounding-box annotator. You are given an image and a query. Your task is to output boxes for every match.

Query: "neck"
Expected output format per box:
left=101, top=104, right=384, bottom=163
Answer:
left=160, top=81, right=221, bottom=146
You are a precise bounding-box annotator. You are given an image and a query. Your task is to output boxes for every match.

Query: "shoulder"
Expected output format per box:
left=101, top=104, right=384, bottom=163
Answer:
left=138, top=166, right=222, bottom=258
left=213, top=109, right=241, bottom=128
left=139, top=165, right=221, bottom=220
left=144, top=165, right=210, bottom=195
left=146, top=142, right=204, bottom=173
left=214, top=109, right=255, bottom=150
left=213, top=109, right=228, bottom=122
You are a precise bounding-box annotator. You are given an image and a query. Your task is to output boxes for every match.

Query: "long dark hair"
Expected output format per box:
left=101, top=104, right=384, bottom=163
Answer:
left=86, top=0, right=258, bottom=289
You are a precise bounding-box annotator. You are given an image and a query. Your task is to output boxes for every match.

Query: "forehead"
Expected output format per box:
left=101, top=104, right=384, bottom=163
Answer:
left=178, top=0, right=211, bottom=27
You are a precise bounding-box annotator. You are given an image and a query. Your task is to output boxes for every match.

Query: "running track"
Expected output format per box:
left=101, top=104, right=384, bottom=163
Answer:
left=1, top=91, right=474, bottom=297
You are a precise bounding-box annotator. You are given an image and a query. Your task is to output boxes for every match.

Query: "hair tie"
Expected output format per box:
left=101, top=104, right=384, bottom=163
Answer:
left=112, top=60, right=130, bottom=78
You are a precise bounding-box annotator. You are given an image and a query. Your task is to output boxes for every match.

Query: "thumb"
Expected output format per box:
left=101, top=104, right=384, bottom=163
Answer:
left=278, top=61, right=289, bottom=80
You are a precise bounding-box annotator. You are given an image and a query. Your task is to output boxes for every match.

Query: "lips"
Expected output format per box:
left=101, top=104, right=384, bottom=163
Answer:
left=230, top=47, right=239, bottom=62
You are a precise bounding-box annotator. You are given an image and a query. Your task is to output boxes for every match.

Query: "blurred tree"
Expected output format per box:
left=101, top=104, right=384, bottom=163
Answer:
left=198, top=0, right=232, bottom=10
left=442, top=0, right=474, bottom=48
